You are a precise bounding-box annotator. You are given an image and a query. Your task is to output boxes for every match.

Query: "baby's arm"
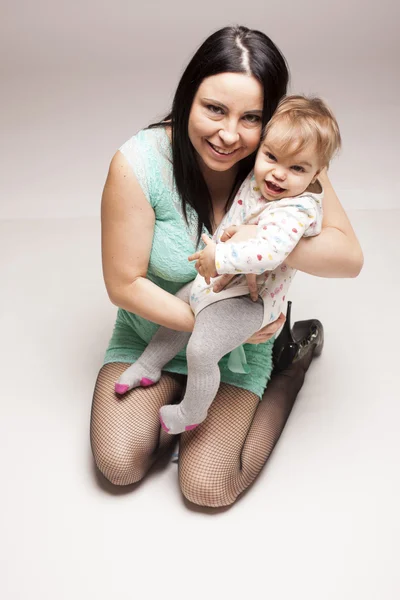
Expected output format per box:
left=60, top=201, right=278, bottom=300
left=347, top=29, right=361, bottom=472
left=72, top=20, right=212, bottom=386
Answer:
left=215, top=198, right=319, bottom=275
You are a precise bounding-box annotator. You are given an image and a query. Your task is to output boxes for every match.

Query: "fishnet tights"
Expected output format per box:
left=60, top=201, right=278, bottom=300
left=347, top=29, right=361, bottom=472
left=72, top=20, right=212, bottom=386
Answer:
left=90, top=366, right=183, bottom=485
left=90, top=351, right=313, bottom=506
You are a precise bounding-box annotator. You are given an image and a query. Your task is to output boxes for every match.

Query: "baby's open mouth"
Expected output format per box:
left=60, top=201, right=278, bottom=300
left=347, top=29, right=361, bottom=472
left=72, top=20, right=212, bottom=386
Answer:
left=265, top=180, right=285, bottom=194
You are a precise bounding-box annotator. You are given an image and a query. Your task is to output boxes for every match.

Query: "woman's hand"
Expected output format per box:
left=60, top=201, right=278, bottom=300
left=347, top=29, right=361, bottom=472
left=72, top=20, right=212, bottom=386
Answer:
left=188, top=234, right=218, bottom=284
left=212, top=272, right=259, bottom=301
left=211, top=224, right=260, bottom=300
left=245, top=312, right=286, bottom=344
left=219, top=224, right=258, bottom=244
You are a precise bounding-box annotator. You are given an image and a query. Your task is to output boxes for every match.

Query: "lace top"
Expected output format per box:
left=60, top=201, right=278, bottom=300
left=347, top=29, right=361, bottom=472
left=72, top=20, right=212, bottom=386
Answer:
left=121, top=127, right=207, bottom=277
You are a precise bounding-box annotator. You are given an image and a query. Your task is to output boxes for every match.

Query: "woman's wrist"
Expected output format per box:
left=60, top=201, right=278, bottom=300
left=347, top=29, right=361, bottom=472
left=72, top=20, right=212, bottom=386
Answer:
left=110, top=277, right=195, bottom=331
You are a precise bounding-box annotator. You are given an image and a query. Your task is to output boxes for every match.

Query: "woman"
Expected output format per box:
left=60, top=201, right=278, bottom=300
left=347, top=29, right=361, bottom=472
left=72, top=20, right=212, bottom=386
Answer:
left=90, top=26, right=363, bottom=508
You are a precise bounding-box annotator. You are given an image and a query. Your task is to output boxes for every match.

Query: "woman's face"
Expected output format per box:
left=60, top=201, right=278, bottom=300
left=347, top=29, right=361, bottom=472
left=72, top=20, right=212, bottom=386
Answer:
left=188, top=73, right=264, bottom=174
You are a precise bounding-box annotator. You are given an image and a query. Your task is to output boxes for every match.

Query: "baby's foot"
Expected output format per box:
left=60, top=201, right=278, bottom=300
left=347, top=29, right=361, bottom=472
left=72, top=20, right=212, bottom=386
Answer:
left=115, top=361, right=161, bottom=395
left=159, top=404, right=207, bottom=435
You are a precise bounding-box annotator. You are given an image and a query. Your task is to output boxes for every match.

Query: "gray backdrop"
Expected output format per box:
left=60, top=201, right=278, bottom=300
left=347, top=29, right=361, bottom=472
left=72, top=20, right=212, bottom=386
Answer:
left=1, top=0, right=399, bottom=219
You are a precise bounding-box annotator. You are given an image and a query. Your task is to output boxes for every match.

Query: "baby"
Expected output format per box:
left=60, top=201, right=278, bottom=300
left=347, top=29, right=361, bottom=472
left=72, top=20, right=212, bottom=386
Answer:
left=115, top=95, right=341, bottom=434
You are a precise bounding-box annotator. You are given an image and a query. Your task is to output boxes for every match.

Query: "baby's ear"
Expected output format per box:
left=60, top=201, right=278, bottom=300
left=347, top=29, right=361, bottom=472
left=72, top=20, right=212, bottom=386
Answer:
left=311, top=168, right=322, bottom=184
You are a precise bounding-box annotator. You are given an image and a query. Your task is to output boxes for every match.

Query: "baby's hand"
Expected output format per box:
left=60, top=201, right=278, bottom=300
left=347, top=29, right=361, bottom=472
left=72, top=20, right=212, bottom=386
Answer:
left=188, top=234, right=218, bottom=284
left=213, top=225, right=261, bottom=300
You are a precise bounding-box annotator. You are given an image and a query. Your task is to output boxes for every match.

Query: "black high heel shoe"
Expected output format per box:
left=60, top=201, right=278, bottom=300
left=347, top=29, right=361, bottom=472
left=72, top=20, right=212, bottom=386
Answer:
left=272, top=301, right=324, bottom=373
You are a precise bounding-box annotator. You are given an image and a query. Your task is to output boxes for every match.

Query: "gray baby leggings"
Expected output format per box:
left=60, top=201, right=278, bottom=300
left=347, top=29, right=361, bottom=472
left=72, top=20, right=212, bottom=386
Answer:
left=116, top=288, right=264, bottom=434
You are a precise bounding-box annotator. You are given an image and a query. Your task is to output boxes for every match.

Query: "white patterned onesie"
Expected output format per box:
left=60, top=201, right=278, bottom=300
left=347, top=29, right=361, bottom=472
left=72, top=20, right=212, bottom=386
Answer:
left=189, top=170, right=323, bottom=329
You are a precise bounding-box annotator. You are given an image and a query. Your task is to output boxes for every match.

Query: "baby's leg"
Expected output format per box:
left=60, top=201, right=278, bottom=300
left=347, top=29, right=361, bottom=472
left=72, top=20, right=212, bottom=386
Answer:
left=159, top=296, right=264, bottom=434
left=115, top=282, right=193, bottom=394
left=115, top=327, right=191, bottom=394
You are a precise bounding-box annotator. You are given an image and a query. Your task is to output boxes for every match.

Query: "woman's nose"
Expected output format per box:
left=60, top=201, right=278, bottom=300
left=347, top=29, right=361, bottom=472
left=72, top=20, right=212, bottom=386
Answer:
left=218, top=128, right=240, bottom=145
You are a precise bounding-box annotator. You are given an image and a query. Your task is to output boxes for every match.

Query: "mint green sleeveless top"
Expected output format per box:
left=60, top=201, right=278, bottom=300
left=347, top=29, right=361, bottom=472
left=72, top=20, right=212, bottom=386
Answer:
left=103, top=127, right=273, bottom=398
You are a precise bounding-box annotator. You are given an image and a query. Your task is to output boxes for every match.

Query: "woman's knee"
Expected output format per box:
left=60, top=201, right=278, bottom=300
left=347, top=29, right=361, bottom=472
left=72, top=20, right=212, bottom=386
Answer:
left=90, top=364, right=179, bottom=486
left=91, top=436, right=154, bottom=486
left=179, top=463, right=237, bottom=508
left=90, top=401, right=161, bottom=486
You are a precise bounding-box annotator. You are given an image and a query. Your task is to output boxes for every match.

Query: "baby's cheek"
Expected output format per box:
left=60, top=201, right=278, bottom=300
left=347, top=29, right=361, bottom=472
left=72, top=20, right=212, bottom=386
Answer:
left=254, top=168, right=261, bottom=187
left=253, top=162, right=264, bottom=190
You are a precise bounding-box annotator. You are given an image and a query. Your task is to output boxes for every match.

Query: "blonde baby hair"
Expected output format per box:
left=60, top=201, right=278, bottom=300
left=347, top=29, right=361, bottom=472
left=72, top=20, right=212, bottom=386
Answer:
left=263, top=95, right=341, bottom=168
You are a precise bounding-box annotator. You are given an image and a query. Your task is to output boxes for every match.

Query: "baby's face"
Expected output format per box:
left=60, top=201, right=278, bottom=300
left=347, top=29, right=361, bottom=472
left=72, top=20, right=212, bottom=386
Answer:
left=254, top=136, right=321, bottom=201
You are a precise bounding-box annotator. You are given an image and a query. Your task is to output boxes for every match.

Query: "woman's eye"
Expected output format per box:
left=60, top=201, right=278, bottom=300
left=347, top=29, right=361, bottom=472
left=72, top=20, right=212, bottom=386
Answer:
left=207, top=105, right=224, bottom=115
left=291, top=165, right=305, bottom=172
left=244, top=114, right=261, bottom=124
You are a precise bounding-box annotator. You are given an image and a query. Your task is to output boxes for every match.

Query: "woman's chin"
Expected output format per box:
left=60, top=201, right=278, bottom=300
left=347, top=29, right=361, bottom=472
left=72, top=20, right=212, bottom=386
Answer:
left=201, top=140, right=249, bottom=171
left=197, top=153, right=238, bottom=173
left=207, top=161, right=237, bottom=172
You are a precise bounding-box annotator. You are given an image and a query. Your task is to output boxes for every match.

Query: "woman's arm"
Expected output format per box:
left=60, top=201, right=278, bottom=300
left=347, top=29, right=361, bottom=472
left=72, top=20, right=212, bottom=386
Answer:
left=284, top=170, right=364, bottom=277
left=101, top=151, right=195, bottom=332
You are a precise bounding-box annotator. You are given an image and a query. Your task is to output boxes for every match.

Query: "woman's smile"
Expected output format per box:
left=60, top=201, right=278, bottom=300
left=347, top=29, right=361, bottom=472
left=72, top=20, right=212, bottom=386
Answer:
left=206, top=140, right=241, bottom=158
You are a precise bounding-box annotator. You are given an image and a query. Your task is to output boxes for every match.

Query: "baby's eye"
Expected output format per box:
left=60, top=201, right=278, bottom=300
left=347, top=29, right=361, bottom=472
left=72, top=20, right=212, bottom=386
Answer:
left=265, top=152, right=276, bottom=161
left=243, top=114, right=261, bottom=124
left=207, top=105, right=224, bottom=115
left=291, top=165, right=305, bottom=173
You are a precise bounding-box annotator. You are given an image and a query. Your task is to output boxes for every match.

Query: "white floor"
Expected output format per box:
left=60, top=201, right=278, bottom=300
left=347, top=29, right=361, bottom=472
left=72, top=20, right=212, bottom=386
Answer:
left=1, top=209, right=399, bottom=599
